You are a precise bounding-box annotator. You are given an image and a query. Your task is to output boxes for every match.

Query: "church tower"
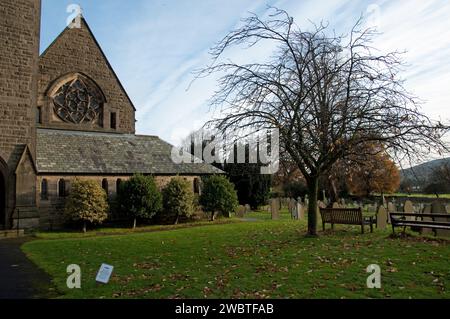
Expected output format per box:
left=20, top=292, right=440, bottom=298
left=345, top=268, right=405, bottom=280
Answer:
left=0, top=0, right=41, bottom=228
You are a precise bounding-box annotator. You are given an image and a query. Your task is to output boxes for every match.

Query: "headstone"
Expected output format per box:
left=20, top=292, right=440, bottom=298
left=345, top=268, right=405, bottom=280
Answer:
left=245, top=204, right=251, bottom=214
left=432, top=202, right=450, bottom=237
left=404, top=200, right=414, bottom=221
left=404, top=200, right=414, bottom=213
left=421, top=205, right=433, bottom=235
left=322, top=190, right=328, bottom=206
left=340, top=198, right=346, bottom=207
left=387, top=202, right=395, bottom=224
left=236, top=205, right=246, bottom=218
left=332, top=202, right=340, bottom=209
left=289, top=198, right=298, bottom=220
left=304, top=195, right=309, bottom=207
left=271, top=199, right=279, bottom=220
left=377, top=206, right=387, bottom=230
left=297, top=202, right=304, bottom=220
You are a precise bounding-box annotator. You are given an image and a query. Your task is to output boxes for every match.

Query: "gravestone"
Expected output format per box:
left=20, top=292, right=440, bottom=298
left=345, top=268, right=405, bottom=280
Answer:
left=271, top=199, right=280, bottom=220
left=245, top=204, right=251, bottom=214
left=289, top=198, right=298, bottom=220
left=288, top=198, right=294, bottom=214
left=322, top=190, right=328, bottom=206
left=404, top=200, right=414, bottom=221
left=404, top=200, right=414, bottom=213
left=332, top=202, right=340, bottom=209
left=387, top=202, right=395, bottom=224
left=432, top=202, right=450, bottom=237
left=340, top=198, right=346, bottom=207
left=297, top=202, right=304, bottom=220
left=377, top=206, right=387, bottom=230
left=421, top=205, right=433, bottom=235
left=236, top=205, right=246, bottom=218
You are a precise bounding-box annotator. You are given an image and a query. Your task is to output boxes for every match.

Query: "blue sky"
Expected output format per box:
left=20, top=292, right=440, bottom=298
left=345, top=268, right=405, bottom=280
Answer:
left=41, top=0, right=450, bottom=151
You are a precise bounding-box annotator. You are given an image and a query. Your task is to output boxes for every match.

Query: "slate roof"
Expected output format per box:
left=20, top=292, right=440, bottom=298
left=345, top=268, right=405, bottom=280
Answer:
left=36, top=129, right=223, bottom=175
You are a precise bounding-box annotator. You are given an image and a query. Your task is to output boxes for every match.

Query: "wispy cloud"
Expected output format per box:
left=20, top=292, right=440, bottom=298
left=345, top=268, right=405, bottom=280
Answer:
left=40, top=0, right=450, bottom=153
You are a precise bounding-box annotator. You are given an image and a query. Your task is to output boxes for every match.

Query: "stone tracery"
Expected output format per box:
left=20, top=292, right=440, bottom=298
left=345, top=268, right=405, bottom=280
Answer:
left=52, top=75, right=103, bottom=124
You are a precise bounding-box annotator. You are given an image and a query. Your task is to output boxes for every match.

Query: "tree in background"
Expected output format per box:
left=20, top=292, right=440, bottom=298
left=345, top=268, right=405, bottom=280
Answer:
left=65, top=179, right=109, bottom=233
left=346, top=144, right=400, bottom=197
left=199, top=8, right=449, bottom=235
left=199, top=175, right=239, bottom=221
left=162, top=177, right=195, bottom=225
left=221, top=143, right=271, bottom=209
left=424, top=162, right=450, bottom=196
left=117, top=174, right=162, bottom=228
left=182, top=130, right=271, bottom=210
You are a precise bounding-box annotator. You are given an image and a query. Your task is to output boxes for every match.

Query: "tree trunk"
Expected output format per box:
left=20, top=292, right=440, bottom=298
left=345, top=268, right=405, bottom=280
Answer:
left=210, top=212, right=216, bottom=221
left=82, top=222, right=87, bottom=234
left=307, top=177, right=319, bottom=237
left=133, top=218, right=137, bottom=229
left=174, top=214, right=179, bottom=225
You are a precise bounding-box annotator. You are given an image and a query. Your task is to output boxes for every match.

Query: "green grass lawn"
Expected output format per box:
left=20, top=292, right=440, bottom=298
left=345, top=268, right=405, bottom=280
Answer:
left=22, top=211, right=450, bottom=299
left=384, top=193, right=450, bottom=199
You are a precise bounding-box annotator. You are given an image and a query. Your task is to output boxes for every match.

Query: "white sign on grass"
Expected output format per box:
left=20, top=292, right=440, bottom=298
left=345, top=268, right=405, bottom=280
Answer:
left=96, top=264, right=114, bottom=284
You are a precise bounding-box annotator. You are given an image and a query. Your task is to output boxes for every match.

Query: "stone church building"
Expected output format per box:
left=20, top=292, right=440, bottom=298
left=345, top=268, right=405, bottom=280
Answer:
left=0, top=0, right=221, bottom=230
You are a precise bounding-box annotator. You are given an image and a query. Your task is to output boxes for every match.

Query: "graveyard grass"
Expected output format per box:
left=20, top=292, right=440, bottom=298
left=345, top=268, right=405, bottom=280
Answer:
left=22, top=211, right=450, bottom=299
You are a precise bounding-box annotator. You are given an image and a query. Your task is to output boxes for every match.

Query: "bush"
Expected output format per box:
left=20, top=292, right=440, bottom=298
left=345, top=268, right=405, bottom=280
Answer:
left=65, top=179, right=109, bottom=233
left=199, top=175, right=239, bottom=221
left=162, top=177, right=195, bottom=225
left=117, top=174, right=162, bottom=228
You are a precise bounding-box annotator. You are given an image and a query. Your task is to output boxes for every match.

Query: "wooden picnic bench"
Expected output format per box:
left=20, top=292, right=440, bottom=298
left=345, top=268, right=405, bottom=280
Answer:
left=319, top=208, right=375, bottom=234
left=390, top=212, right=450, bottom=236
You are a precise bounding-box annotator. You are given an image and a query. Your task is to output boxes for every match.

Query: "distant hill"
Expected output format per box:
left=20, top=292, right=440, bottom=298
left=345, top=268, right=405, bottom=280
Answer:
left=401, top=157, right=450, bottom=182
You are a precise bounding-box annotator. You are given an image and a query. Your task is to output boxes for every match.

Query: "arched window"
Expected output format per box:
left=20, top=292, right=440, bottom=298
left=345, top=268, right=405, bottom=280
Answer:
left=116, top=179, right=123, bottom=193
left=102, top=179, right=109, bottom=195
left=36, top=107, right=42, bottom=124
left=49, top=73, right=106, bottom=125
left=58, top=179, right=66, bottom=197
left=194, top=178, right=201, bottom=195
left=41, top=179, right=48, bottom=200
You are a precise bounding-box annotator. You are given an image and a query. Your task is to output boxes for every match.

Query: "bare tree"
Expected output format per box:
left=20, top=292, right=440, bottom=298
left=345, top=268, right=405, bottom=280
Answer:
left=198, top=8, right=450, bottom=236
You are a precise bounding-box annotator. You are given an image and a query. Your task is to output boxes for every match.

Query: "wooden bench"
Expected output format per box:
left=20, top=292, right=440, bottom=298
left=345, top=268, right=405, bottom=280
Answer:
left=390, top=213, right=450, bottom=236
left=319, top=208, right=374, bottom=234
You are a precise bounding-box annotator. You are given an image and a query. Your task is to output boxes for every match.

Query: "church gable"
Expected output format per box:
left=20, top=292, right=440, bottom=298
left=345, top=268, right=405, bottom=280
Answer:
left=38, top=17, right=135, bottom=134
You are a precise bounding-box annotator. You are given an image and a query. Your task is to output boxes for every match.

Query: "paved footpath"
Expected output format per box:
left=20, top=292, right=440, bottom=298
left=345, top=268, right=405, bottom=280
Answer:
left=0, top=238, right=56, bottom=299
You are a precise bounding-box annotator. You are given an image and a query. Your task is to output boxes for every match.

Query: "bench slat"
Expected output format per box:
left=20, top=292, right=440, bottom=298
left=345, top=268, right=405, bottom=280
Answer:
left=390, top=212, right=450, bottom=236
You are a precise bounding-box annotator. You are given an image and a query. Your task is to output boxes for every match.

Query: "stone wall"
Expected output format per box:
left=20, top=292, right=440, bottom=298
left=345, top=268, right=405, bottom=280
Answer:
left=37, top=175, right=201, bottom=229
left=37, top=17, right=135, bottom=134
left=0, top=0, right=41, bottom=227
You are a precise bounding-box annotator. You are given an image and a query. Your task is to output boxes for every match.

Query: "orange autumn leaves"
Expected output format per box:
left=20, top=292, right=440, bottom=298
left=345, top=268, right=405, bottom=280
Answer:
left=345, top=144, right=401, bottom=196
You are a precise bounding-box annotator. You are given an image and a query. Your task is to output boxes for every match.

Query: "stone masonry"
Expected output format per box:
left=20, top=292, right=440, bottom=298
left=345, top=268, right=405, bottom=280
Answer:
left=0, top=0, right=41, bottom=228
